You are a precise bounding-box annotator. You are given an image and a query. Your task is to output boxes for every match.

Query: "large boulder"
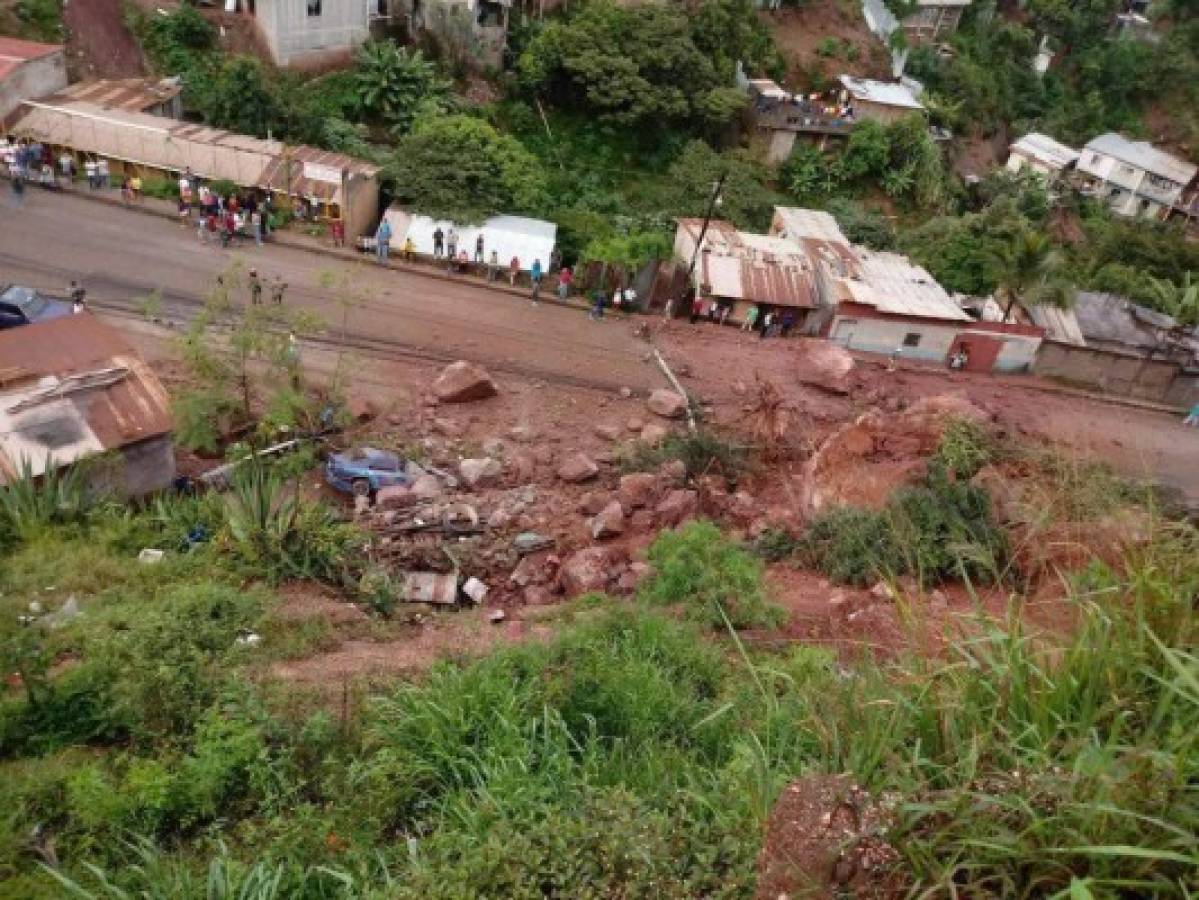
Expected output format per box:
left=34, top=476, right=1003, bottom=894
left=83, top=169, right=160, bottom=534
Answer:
left=647, top=389, right=688, bottom=419
left=459, top=457, right=502, bottom=489
left=559, top=547, right=617, bottom=595
left=557, top=452, right=599, bottom=483
left=432, top=361, right=498, bottom=403
left=794, top=340, right=856, bottom=395
left=409, top=473, right=444, bottom=500
left=590, top=500, right=625, bottom=540
left=618, top=472, right=658, bottom=510
left=656, top=489, right=699, bottom=527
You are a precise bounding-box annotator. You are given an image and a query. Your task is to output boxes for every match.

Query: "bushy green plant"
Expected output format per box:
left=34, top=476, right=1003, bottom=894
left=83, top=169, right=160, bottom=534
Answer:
left=0, top=456, right=90, bottom=545
left=618, top=430, right=746, bottom=483
left=642, top=521, right=783, bottom=628
left=930, top=416, right=994, bottom=480
left=795, top=505, right=900, bottom=586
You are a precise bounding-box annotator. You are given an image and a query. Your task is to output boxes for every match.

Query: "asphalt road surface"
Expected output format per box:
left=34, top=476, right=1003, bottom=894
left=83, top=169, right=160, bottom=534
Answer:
left=0, top=190, right=659, bottom=392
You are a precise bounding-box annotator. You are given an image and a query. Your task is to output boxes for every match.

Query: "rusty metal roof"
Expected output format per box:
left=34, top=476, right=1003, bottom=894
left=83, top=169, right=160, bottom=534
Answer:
left=57, top=77, right=181, bottom=113
left=679, top=218, right=817, bottom=308
left=0, top=314, right=172, bottom=483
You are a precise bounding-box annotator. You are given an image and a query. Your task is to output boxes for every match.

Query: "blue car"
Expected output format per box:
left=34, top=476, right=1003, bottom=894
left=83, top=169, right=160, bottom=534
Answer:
left=325, top=447, right=410, bottom=496
left=0, top=285, right=73, bottom=329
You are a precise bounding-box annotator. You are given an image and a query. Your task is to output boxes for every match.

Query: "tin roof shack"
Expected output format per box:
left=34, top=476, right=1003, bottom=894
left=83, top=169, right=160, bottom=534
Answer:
left=838, top=75, right=925, bottom=125
left=1076, top=133, right=1197, bottom=221
left=1006, top=132, right=1080, bottom=183
left=0, top=314, right=174, bottom=497
left=673, top=218, right=818, bottom=325
left=252, top=0, right=387, bottom=67
left=823, top=250, right=1043, bottom=372
left=0, top=37, right=66, bottom=124
left=56, top=77, right=183, bottom=118
left=9, top=97, right=381, bottom=237
left=381, top=207, right=557, bottom=271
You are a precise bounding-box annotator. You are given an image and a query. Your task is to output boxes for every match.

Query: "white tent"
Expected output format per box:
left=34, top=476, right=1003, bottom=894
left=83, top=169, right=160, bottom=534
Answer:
left=382, top=207, right=557, bottom=272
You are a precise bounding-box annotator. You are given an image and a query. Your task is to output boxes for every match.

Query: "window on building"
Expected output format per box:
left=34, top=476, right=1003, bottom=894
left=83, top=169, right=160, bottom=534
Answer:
left=902, top=332, right=921, bottom=348
left=307, top=0, right=321, bottom=15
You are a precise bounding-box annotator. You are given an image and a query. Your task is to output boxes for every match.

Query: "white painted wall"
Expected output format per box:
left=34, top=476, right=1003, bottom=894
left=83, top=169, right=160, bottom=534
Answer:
left=828, top=315, right=1041, bottom=371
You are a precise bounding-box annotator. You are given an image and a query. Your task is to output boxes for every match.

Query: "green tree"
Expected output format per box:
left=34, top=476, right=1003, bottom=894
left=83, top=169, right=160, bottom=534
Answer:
left=990, top=230, right=1075, bottom=321
left=391, top=115, right=548, bottom=221
left=518, top=0, right=772, bottom=133
left=191, top=57, right=279, bottom=138
left=1142, top=273, right=1199, bottom=362
left=667, top=140, right=783, bottom=231
left=353, top=40, right=448, bottom=133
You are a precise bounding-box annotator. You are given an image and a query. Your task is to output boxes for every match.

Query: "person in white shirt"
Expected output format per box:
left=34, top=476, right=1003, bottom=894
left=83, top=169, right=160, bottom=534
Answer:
left=96, top=158, right=109, bottom=188
left=84, top=159, right=98, bottom=189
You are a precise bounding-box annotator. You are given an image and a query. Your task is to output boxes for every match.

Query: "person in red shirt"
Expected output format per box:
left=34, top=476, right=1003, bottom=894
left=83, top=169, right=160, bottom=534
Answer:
left=557, top=266, right=573, bottom=300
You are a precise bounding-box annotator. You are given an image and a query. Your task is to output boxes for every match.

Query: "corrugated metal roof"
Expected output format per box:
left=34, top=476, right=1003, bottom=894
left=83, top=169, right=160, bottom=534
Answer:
left=1084, top=133, right=1197, bottom=184
left=57, top=77, right=181, bottom=113
left=771, top=207, right=862, bottom=278
left=0, top=314, right=172, bottom=483
left=1025, top=302, right=1086, bottom=346
left=845, top=250, right=971, bottom=321
left=382, top=207, right=557, bottom=272
left=676, top=218, right=816, bottom=308
left=10, top=98, right=379, bottom=204
left=1010, top=132, right=1079, bottom=170
left=838, top=75, right=925, bottom=111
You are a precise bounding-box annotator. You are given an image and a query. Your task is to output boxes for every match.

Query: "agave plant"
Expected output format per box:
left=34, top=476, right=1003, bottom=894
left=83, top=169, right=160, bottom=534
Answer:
left=0, top=455, right=89, bottom=542
left=225, top=456, right=298, bottom=569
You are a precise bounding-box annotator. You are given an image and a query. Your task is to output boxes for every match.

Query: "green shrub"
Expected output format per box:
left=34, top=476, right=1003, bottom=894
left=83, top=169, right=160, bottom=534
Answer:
left=798, top=474, right=1006, bottom=587
left=642, top=521, right=783, bottom=629
left=618, top=430, right=747, bottom=484
left=930, top=416, right=994, bottom=479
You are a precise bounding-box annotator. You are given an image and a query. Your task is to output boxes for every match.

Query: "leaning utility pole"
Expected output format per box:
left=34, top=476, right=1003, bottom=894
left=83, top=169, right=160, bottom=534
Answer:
left=665, top=169, right=728, bottom=320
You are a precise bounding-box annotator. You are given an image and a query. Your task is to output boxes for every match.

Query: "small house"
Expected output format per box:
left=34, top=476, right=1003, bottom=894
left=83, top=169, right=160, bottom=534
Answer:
left=1006, top=132, right=1080, bottom=183
left=54, top=77, right=183, bottom=119
left=0, top=314, right=175, bottom=497
left=821, top=251, right=1042, bottom=372
left=0, top=37, right=66, bottom=124
left=1076, top=133, right=1197, bottom=221
left=837, top=75, right=925, bottom=125
left=251, top=0, right=388, bottom=67
left=673, top=219, right=819, bottom=327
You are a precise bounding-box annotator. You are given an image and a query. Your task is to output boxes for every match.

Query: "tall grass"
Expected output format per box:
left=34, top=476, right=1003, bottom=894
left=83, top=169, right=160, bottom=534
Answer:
left=808, top=529, right=1199, bottom=896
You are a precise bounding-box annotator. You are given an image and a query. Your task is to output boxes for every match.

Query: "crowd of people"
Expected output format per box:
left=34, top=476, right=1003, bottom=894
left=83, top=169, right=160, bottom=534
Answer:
left=687, top=293, right=800, bottom=338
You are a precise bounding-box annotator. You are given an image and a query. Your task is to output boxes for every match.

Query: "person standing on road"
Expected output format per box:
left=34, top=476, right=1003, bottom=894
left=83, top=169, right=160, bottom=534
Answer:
left=690, top=294, right=704, bottom=325
left=330, top=215, right=345, bottom=248
left=130, top=174, right=143, bottom=202
left=509, top=256, right=521, bottom=286
left=446, top=226, right=458, bottom=261
left=487, top=250, right=499, bottom=282
left=84, top=158, right=98, bottom=189
left=402, top=236, right=415, bottom=261
left=742, top=304, right=759, bottom=332
left=433, top=226, right=444, bottom=259
left=248, top=269, right=263, bottom=305
left=589, top=288, right=606, bottom=321
left=69, top=281, right=87, bottom=313
left=557, top=265, right=572, bottom=300
left=474, top=233, right=485, bottom=263
left=530, top=258, right=543, bottom=304
left=251, top=208, right=263, bottom=247
left=197, top=206, right=210, bottom=243
left=375, top=217, right=392, bottom=265
left=271, top=278, right=287, bottom=305
left=759, top=311, right=773, bottom=339
left=121, top=177, right=133, bottom=207
left=97, top=158, right=109, bottom=189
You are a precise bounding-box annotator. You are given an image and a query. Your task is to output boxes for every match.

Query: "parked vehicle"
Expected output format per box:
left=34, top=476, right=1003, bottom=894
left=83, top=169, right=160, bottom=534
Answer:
left=325, top=447, right=410, bottom=496
left=0, top=285, right=72, bottom=329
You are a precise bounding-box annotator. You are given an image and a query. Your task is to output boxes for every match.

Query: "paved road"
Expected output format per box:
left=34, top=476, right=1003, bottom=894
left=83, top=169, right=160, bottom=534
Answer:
left=0, top=190, right=658, bottom=392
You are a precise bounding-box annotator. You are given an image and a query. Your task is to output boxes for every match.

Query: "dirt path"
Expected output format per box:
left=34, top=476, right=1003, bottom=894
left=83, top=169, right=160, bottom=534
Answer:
left=64, top=0, right=144, bottom=79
